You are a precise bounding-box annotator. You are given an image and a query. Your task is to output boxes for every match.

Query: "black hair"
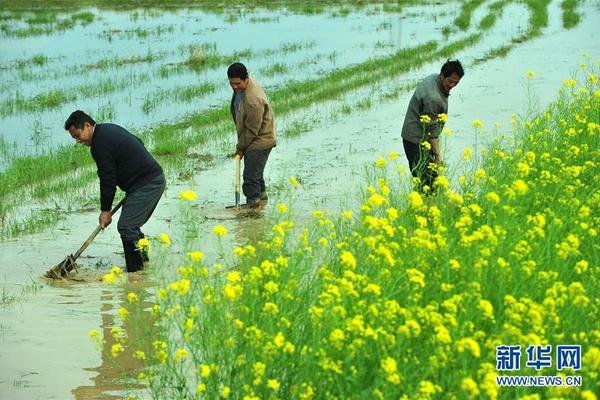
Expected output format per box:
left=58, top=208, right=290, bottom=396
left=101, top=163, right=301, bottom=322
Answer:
left=64, top=110, right=96, bottom=130
left=227, top=62, right=248, bottom=79
left=440, top=59, right=464, bottom=78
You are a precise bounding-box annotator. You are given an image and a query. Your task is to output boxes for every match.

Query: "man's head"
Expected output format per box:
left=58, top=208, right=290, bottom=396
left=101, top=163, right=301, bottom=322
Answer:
left=227, top=62, right=249, bottom=92
left=64, top=110, right=96, bottom=146
left=439, top=59, right=464, bottom=93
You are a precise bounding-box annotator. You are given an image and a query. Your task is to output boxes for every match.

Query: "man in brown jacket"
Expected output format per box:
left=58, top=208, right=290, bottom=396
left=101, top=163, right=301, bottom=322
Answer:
left=227, top=62, right=276, bottom=208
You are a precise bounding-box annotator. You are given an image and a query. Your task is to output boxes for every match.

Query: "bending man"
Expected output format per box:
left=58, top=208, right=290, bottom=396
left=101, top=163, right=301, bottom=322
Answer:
left=401, top=59, right=464, bottom=191
left=64, top=110, right=165, bottom=272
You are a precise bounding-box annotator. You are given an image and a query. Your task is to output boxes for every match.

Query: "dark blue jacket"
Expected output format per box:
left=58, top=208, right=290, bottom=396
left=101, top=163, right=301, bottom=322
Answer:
left=91, top=123, right=162, bottom=211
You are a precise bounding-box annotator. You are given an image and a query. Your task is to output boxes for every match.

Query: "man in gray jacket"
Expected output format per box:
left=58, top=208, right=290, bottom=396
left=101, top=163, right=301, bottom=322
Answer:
left=401, top=59, right=464, bottom=191
left=227, top=62, right=276, bottom=208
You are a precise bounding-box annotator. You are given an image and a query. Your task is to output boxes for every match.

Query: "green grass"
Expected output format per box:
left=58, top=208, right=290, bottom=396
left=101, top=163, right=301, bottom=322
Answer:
left=454, top=0, right=484, bottom=31
left=260, top=62, right=288, bottom=77
left=0, top=74, right=149, bottom=117
left=71, top=11, right=95, bottom=24
left=561, top=0, right=581, bottom=29
left=478, top=1, right=507, bottom=30
left=142, top=82, right=217, bottom=114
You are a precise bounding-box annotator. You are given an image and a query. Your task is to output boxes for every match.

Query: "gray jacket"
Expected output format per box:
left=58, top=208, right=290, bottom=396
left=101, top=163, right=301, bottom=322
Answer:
left=401, top=74, right=449, bottom=144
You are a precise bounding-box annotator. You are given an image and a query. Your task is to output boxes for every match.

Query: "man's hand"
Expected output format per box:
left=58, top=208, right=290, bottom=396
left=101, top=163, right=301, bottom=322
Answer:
left=99, top=211, right=112, bottom=228
left=227, top=151, right=243, bottom=158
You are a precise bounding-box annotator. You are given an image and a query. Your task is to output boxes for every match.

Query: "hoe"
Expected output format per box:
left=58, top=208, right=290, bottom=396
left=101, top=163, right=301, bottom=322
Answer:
left=45, top=199, right=125, bottom=279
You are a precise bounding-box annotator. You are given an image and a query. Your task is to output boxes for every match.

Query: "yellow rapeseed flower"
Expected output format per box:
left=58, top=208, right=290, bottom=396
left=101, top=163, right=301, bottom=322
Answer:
left=340, top=250, right=357, bottom=269
left=406, top=268, right=425, bottom=288
left=381, top=357, right=397, bottom=375
left=433, top=175, right=449, bottom=189
left=512, top=179, right=529, bottom=195
left=526, top=69, right=535, bottom=79
left=199, top=364, right=211, bottom=378
left=277, top=203, right=288, bottom=213
left=462, top=147, right=473, bottom=160
left=289, top=176, right=300, bottom=188
left=486, top=192, right=500, bottom=204
left=118, top=307, right=129, bottom=321
left=388, top=151, right=399, bottom=160
left=111, top=343, right=124, bottom=358
left=179, top=190, right=197, bottom=201
left=438, top=113, right=448, bottom=123
left=159, top=232, right=171, bottom=246
left=223, top=283, right=243, bottom=300
left=449, top=259, right=461, bottom=270
left=174, top=348, right=189, bottom=362
left=187, top=251, right=204, bottom=262
left=213, top=225, right=228, bottom=236
left=138, top=237, right=150, bottom=250
left=456, top=337, right=481, bottom=358
left=375, top=158, right=387, bottom=168
left=221, top=386, right=231, bottom=398
left=267, top=379, right=280, bottom=391
left=274, top=331, right=285, bottom=348
left=408, top=191, right=424, bottom=209
left=420, top=114, right=432, bottom=124
left=471, top=119, right=483, bottom=129
left=460, top=377, right=480, bottom=398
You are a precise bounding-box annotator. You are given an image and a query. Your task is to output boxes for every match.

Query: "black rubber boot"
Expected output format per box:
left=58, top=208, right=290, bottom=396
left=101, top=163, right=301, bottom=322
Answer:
left=243, top=197, right=261, bottom=209
left=122, top=238, right=144, bottom=273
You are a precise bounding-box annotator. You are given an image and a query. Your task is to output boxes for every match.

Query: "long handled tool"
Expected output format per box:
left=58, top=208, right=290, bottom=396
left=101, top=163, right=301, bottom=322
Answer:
left=44, top=199, right=125, bottom=279
left=226, top=154, right=241, bottom=209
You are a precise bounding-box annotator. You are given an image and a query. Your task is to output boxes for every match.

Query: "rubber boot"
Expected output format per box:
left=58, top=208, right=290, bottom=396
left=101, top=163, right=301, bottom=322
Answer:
left=122, top=238, right=144, bottom=273
left=243, top=197, right=261, bottom=209
left=260, top=190, right=268, bottom=201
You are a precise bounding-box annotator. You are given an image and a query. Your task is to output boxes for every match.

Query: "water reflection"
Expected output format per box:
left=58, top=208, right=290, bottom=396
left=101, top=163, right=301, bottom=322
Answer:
left=73, top=277, right=153, bottom=399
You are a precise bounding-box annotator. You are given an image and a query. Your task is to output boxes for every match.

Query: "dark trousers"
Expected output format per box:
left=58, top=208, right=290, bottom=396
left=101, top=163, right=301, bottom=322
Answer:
left=243, top=147, right=272, bottom=201
left=403, top=139, right=437, bottom=190
left=117, top=173, right=166, bottom=241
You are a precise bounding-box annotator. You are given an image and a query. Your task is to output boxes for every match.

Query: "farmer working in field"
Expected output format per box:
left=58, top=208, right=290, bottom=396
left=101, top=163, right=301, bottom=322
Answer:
left=64, top=110, right=165, bottom=273
left=227, top=62, right=276, bottom=208
left=401, top=59, right=464, bottom=192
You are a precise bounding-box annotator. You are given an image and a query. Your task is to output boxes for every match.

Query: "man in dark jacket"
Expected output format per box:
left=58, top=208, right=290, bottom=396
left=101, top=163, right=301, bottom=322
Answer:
left=64, top=110, right=165, bottom=272
left=401, top=59, right=464, bottom=191
left=227, top=62, right=276, bottom=208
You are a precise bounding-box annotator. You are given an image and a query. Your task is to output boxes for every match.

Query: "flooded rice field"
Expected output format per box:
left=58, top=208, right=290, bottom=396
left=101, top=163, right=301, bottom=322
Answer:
left=1, top=0, right=599, bottom=398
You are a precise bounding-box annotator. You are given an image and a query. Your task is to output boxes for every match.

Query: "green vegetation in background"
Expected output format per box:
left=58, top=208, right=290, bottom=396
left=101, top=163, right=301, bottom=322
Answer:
left=0, top=0, right=449, bottom=13
left=0, top=74, right=150, bottom=117
left=561, top=0, right=581, bottom=29
left=0, top=0, right=586, bottom=238
left=477, top=1, right=507, bottom=30
left=142, top=82, right=217, bottom=114
left=454, top=0, right=484, bottom=31
left=0, top=35, right=481, bottom=238
left=0, top=9, right=94, bottom=37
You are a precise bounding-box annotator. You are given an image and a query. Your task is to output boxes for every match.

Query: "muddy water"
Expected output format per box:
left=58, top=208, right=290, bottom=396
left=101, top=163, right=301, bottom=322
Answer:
left=1, top=2, right=600, bottom=399
left=0, top=3, right=454, bottom=157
